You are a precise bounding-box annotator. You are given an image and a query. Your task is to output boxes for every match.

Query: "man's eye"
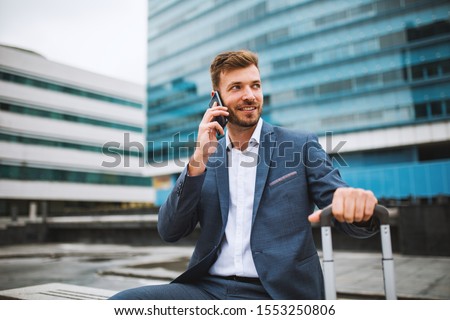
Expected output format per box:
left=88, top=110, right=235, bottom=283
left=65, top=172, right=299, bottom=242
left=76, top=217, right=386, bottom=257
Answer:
left=253, top=84, right=261, bottom=89
left=231, top=85, right=240, bottom=90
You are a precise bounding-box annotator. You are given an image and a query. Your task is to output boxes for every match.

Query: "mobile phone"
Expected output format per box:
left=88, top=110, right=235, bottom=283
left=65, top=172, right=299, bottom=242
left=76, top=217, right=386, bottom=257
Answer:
left=209, top=91, right=228, bottom=128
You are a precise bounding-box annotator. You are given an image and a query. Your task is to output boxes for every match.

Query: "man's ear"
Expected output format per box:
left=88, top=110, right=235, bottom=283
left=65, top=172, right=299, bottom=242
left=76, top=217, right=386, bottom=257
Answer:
left=211, top=90, right=215, bottom=97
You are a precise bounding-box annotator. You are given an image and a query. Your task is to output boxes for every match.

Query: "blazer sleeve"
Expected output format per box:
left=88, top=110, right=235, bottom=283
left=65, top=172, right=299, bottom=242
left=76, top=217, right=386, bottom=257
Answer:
left=303, top=133, right=378, bottom=238
left=157, top=166, right=206, bottom=242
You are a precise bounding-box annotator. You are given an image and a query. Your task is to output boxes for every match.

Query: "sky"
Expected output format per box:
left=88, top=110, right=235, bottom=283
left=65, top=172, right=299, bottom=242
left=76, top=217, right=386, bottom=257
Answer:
left=0, top=0, right=147, bottom=85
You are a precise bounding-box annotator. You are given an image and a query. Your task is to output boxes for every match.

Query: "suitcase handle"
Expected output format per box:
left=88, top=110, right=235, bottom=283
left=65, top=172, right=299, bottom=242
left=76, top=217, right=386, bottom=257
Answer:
left=319, top=203, right=397, bottom=300
left=320, top=204, right=389, bottom=226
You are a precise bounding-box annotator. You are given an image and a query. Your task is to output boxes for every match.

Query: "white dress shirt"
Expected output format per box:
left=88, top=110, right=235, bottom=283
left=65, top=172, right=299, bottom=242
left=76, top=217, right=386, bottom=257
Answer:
left=209, top=118, right=263, bottom=277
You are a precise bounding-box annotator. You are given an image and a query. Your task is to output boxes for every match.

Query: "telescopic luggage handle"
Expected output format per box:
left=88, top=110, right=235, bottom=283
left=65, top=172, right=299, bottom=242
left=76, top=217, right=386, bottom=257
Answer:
left=320, top=204, right=397, bottom=300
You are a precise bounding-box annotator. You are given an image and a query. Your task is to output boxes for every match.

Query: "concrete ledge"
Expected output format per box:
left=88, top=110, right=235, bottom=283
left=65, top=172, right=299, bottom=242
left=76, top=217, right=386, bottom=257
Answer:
left=0, top=283, right=116, bottom=300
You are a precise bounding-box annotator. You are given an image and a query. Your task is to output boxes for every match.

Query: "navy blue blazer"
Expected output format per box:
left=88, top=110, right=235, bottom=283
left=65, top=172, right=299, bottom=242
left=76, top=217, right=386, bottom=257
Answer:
left=158, top=121, right=375, bottom=299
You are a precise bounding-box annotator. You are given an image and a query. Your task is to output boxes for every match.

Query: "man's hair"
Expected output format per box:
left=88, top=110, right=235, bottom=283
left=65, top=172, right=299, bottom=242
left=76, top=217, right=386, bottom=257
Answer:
left=210, top=50, right=259, bottom=90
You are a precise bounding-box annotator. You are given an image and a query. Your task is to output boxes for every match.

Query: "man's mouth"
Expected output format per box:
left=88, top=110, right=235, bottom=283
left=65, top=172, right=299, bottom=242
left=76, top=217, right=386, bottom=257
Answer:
left=238, top=105, right=258, bottom=111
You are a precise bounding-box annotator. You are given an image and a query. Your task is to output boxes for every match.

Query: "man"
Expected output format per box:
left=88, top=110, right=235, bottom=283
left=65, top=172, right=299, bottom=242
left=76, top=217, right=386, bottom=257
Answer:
left=110, top=50, right=378, bottom=300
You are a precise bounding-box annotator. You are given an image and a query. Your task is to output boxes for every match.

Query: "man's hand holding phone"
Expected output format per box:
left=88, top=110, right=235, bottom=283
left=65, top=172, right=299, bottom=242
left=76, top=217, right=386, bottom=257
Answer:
left=209, top=91, right=228, bottom=129
left=188, top=95, right=229, bottom=176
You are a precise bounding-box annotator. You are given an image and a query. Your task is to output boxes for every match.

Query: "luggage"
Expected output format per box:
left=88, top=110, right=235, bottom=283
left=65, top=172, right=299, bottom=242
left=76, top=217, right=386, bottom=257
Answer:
left=320, top=204, right=397, bottom=299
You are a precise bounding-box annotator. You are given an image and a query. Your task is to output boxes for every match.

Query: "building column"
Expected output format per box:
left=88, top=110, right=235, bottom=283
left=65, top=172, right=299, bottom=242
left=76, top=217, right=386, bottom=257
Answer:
left=40, top=201, right=48, bottom=223
left=29, top=201, right=38, bottom=221
left=10, top=202, right=19, bottom=223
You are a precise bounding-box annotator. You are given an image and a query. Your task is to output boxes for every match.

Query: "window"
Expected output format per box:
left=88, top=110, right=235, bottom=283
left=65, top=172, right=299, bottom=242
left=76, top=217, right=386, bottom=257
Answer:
left=414, top=103, right=428, bottom=119
left=0, top=102, right=142, bottom=133
left=268, top=27, right=289, bottom=43
left=382, top=69, right=402, bottom=84
left=414, top=100, right=449, bottom=120
left=296, top=86, right=315, bottom=99
left=442, top=60, right=450, bottom=75
left=315, top=10, right=348, bottom=27
left=375, top=0, right=401, bottom=12
left=379, top=31, right=406, bottom=49
left=411, top=65, right=424, bottom=80
left=418, top=141, right=450, bottom=162
left=0, top=165, right=151, bottom=186
left=273, top=59, right=291, bottom=70
left=319, top=79, right=352, bottom=95
left=425, top=62, right=439, bottom=78
left=410, top=59, right=450, bottom=81
left=406, top=20, right=450, bottom=42
left=0, top=71, right=142, bottom=108
left=0, top=132, right=141, bottom=157
left=356, top=74, right=381, bottom=90
left=430, top=101, right=443, bottom=117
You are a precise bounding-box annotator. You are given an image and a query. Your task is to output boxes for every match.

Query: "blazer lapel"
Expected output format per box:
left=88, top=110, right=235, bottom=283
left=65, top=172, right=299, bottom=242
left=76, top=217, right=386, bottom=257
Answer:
left=213, top=137, right=230, bottom=227
left=252, top=121, right=275, bottom=223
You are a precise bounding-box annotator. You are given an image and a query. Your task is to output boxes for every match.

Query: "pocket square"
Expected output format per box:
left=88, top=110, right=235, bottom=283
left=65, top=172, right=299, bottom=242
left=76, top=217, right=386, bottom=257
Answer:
left=269, top=171, right=298, bottom=187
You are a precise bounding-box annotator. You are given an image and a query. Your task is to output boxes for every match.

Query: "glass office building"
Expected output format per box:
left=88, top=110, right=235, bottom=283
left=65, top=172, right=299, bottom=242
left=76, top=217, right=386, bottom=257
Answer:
left=0, top=45, right=153, bottom=217
left=147, top=0, right=450, bottom=203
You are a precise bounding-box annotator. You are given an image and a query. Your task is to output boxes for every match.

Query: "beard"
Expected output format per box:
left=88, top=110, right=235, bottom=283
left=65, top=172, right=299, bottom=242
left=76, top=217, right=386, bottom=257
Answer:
left=227, top=102, right=262, bottom=128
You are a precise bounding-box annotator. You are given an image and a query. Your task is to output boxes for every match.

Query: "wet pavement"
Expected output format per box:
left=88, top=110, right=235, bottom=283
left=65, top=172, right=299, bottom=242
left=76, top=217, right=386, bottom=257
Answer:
left=0, top=243, right=448, bottom=299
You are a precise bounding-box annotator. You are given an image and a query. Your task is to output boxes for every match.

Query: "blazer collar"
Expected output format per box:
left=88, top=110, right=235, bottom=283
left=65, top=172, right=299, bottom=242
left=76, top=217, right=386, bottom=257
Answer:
left=214, top=135, right=229, bottom=229
left=252, top=121, right=276, bottom=223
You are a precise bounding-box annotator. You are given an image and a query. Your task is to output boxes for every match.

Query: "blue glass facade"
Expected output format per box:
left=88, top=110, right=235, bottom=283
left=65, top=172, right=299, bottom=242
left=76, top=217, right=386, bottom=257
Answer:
left=147, top=0, right=450, bottom=201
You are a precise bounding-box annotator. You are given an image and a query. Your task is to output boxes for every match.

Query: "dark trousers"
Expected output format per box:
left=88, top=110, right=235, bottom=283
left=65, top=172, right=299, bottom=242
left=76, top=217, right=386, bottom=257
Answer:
left=108, top=275, right=271, bottom=300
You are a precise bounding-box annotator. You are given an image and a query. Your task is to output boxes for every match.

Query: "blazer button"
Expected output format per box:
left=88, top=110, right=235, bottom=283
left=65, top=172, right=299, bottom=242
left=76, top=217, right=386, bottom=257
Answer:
left=176, top=183, right=183, bottom=196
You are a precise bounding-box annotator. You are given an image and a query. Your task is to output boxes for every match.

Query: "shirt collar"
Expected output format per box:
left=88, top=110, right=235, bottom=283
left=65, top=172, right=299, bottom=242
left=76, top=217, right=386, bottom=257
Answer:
left=226, top=117, right=263, bottom=151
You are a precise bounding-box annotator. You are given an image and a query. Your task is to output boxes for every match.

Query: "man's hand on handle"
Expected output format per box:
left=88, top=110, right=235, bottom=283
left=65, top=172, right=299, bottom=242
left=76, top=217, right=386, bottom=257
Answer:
left=308, top=187, right=378, bottom=223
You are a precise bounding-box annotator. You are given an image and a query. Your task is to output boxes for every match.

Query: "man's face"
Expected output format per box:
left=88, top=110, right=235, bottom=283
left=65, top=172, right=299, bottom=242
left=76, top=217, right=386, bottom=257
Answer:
left=216, top=64, right=263, bottom=128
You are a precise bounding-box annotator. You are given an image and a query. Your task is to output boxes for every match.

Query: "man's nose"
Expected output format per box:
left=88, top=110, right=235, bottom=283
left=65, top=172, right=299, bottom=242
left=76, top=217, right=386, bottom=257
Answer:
left=242, top=86, right=256, bottom=101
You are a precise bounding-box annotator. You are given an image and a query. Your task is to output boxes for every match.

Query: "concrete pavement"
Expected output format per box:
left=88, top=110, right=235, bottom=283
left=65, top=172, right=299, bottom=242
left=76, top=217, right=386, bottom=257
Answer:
left=0, top=243, right=448, bottom=299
